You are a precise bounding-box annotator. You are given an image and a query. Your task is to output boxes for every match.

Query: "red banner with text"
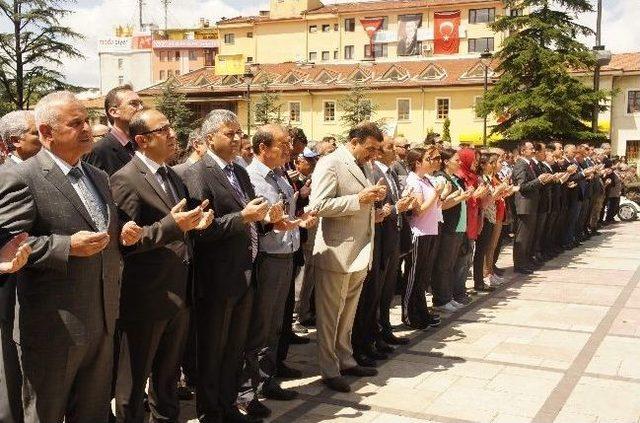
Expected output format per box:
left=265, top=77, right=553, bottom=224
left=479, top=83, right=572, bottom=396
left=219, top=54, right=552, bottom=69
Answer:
left=434, top=11, right=461, bottom=55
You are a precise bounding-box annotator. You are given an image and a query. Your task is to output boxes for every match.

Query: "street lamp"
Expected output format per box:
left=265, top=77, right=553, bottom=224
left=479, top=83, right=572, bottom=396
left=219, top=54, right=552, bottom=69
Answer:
left=480, top=49, right=493, bottom=146
left=243, top=71, right=254, bottom=136
left=592, top=0, right=611, bottom=133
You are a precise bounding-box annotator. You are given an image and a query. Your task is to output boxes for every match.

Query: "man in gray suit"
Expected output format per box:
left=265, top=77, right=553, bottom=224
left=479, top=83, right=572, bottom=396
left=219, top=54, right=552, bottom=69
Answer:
left=0, top=110, right=41, bottom=423
left=0, top=91, right=142, bottom=423
left=309, top=122, right=387, bottom=393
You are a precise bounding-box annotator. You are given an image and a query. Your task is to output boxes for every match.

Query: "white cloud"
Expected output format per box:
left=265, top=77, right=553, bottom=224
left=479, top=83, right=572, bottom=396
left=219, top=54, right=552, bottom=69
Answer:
left=576, top=0, right=640, bottom=52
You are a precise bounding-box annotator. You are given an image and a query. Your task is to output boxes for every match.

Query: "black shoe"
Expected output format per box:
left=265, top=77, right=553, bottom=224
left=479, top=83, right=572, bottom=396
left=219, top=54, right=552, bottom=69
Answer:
left=514, top=267, right=533, bottom=275
left=177, top=385, right=194, bottom=401
left=364, top=345, right=388, bottom=360
left=289, top=333, right=310, bottom=345
left=262, top=383, right=298, bottom=401
left=242, top=399, right=271, bottom=419
left=591, top=230, right=602, bottom=236
left=474, top=284, right=495, bottom=292
left=299, top=317, right=316, bottom=327
left=341, top=365, right=378, bottom=377
left=493, top=267, right=505, bottom=276
left=276, top=363, right=302, bottom=379
left=382, top=332, right=410, bottom=345
left=455, top=295, right=473, bottom=305
left=291, top=321, right=308, bottom=334
left=223, top=406, right=263, bottom=423
left=375, top=339, right=394, bottom=354
left=354, top=353, right=377, bottom=367
left=323, top=376, right=350, bottom=392
left=426, top=314, right=441, bottom=327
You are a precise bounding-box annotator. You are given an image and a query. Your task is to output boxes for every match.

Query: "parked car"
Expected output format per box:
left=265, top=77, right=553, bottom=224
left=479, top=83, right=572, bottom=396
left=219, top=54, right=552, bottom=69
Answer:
left=618, top=196, right=640, bottom=221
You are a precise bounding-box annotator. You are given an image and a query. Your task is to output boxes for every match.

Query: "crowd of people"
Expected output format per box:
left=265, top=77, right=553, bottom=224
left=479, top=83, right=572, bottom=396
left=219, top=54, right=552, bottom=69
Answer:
left=0, top=85, right=636, bottom=423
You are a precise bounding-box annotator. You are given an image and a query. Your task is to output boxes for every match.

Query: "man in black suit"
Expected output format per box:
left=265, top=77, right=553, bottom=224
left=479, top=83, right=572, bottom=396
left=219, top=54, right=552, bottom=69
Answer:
left=0, top=234, right=31, bottom=277
left=86, top=85, right=144, bottom=176
left=0, top=91, right=142, bottom=423
left=532, top=142, right=552, bottom=264
left=110, top=109, right=213, bottom=423
left=183, top=110, right=271, bottom=423
left=512, top=141, right=553, bottom=274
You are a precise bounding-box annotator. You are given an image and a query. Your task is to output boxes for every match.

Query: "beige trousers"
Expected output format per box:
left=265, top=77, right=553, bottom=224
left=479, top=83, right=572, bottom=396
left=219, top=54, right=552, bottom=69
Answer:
left=315, top=268, right=368, bottom=379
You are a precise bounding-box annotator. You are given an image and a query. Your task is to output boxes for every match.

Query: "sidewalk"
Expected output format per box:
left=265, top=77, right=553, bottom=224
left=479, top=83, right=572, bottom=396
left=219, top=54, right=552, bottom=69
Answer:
left=181, top=220, right=640, bottom=423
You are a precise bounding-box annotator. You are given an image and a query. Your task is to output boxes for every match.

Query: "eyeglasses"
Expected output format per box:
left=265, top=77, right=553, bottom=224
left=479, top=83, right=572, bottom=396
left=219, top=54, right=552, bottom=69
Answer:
left=221, top=130, right=244, bottom=139
left=138, top=124, right=171, bottom=136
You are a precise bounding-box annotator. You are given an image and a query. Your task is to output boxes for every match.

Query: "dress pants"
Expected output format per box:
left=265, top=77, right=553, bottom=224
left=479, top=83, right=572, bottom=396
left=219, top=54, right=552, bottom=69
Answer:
left=378, top=242, right=401, bottom=335
left=352, top=232, right=383, bottom=353
left=485, top=220, right=503, bottom=274
left=590, top=194, right=606, bottom=228
left=294, top=244, right=315, bottom=323
left=605, top=197, right=621, bottom=222
left=402, top=234, right=439, bottom=328
left=180, top=312, right=198, bottom=387
left=243, top=253, right=293, bottom=400
left=19, top=331, right=113, bottom=423
left=453, top=238, right=474, bottom=301
left=196, top=282, right=254, bottom=421
left=0, top=318, right=22, bottom=423
left=514, top=214, right=537, bottom=269
left=115, top=308, right=190, bottom=423
left=564, top=200, right=581, bottom=245
left=315, top=268, right=367, bottom=379
left=533, top=212, right=548, bottom=256
left=431, top=232, right=464, bottom=307
left=276, top=268, right=296, bottom=366
left=473, top=221, right=493, bottom=287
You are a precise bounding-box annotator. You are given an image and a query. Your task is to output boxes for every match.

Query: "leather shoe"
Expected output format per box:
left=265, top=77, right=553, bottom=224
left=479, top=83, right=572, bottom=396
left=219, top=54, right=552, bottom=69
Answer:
left=288, top=333, right=310, bottom=345
left=354, top=353, right=377, bottom=368
left=514, top=267, right=533, bottom=275
left=375, top=339, right=394, bottom=354
left=382, top=332, right=410, bottom=345
left=262, top=383, right=298, bottom=401
left=177, top=385, right=194, bottom=401
left=341, top=365, right=378, bottom=377
left=474, top=284, right=495, bottom=292
left=323, top=376, right=350, bottom=392
left=276, top=363, right=302, bottom=379
left=363, top=345, right=388, bottom=360
left=241, top=399, right=271, bottom=419
left=426, top=313, right=441, bottom=327
left=223, top=406, right=263, bottom=423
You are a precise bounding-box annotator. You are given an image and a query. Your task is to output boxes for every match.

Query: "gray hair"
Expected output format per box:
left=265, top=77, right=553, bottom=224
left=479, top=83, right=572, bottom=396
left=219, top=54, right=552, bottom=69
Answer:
left=200, top=109, right=238, bottom=136
left=0, top=111, right=34, bottom=150
left=188, top=127, right=203, bottom=147
left=34, top=91, right=82, bottom=127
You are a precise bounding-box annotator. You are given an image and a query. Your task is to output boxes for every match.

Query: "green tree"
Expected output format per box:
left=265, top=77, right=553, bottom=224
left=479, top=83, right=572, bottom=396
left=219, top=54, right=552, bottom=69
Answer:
left=477, top=0, right=609, bottom=142
left=338, top=83, right=378, bottom=132
left=155, top=78, right=193, bottom=148
left=253, top=78, right=283, bottom=126
left=0, top=0, right=84, bottom=110
left=442, top=117, right=451, bottom=143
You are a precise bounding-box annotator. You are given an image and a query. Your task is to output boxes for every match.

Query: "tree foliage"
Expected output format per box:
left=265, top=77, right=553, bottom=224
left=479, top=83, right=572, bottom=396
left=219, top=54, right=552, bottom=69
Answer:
left=476, top=0, right=609, bottom=142
left=253, top=78, right=283, bottom=126
left=0, top=0, right=84, bottom=110
left=338, top=83, right=378, bottom=131
left=442, top=117, right=451, bottom=143
left=155, top=78, right=193, bottom=148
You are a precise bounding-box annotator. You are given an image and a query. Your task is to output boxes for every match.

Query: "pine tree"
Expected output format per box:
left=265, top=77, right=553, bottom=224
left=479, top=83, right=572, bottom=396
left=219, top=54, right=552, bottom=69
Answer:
left=442, top=117, right=451, bottom=143
left=338, top=83, right=378, bottom=131
left=0, top=0, right=84, bottom=110
left=253, top=78, right=283, bottom=126
left=477, top=0, right=609, bottom=142
left=155, top=78, right=193, bottom=148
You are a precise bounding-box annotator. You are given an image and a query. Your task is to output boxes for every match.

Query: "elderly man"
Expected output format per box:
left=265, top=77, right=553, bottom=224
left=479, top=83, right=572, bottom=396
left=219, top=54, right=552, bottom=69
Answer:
left=0, top=91, right=142, bottom=422
left=0, top=110, right=41, bottom=166
left=234, top=134, right=254, bottom=168
left=309, top=122, right=386, bottom=393
left=173, top=128, right=207, bottom=178
left=183, top=110, right=273, bottom=423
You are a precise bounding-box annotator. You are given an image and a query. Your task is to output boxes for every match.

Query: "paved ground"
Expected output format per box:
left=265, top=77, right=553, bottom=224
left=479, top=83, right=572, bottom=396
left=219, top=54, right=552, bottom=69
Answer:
left=180, top=220, right=640, bottom=423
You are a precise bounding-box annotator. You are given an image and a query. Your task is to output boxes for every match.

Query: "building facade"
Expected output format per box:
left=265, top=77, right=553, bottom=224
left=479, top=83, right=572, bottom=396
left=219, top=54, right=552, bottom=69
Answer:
left=98, top=29, right=153, bottom=94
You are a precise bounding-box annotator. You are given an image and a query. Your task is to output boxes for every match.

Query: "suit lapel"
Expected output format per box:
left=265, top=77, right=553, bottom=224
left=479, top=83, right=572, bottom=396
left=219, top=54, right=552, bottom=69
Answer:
left=203, top=154, right=245, bottom=208
left=338, top=146, right=369, bottom=188
left=133, top=156, right=174, bottom=209
left=167, top=167, right=187, bottom=203
left=38, top=151, right=98, bottom=231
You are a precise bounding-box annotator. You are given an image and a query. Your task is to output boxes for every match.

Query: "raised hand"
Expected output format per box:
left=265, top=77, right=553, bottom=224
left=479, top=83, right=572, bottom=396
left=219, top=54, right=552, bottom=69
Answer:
left=265, top=201, right=285, bottom=224
left=0, top=233, right=31, bottom=274
left=120, top=221, right=143, bottom=246
left=69, top=231, right=110, bottom=257
left=358, top=180, right=386, bottom=205
left=242, top=197, right=269, bottom=223
left=171, top=198, right=207, bottom=232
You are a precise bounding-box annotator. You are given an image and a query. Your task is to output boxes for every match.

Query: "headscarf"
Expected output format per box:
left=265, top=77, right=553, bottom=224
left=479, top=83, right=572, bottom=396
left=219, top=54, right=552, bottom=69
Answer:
left=456, top=147, right=479, bottom=188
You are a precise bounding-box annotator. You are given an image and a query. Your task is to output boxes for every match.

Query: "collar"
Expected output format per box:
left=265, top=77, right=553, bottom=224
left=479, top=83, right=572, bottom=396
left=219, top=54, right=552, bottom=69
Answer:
left=375, top=161, right=390, bottom=174
left=135, top=151, right=164, bottom=174
left=531, top=158, right=539, bottom=164
left=247, top=157, right=272, bottom=178
left=520, top=157, right=531, bottom=165
left=110, top=126, right=132, bottom=148
left=207, top=150, right=231, bottom=170
left=8, top=153, right=23, bottom=164
left=44, top=148, right=81, bottom=176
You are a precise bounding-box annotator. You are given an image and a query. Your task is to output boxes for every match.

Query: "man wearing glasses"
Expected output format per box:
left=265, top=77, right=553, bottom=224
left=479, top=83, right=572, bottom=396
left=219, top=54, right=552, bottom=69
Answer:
left=86, top=84, right=144, bottom=175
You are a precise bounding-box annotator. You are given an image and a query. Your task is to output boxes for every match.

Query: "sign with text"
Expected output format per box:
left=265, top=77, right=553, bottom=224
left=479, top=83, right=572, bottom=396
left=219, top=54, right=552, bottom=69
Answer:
left=98, top=37, right=132, bottom=53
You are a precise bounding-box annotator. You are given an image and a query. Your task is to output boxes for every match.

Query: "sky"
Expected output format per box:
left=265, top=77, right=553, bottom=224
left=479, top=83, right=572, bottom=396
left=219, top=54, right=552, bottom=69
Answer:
left=46, top=0, right=640, bottom=87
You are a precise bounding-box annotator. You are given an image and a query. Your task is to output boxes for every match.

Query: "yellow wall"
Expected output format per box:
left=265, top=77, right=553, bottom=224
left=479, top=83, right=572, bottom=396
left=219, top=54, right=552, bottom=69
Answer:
left=610, top=74, right=640, bottom=157
left=255, top=20, right=309, bottom=63
left=218, top=25, right=256, bottom=60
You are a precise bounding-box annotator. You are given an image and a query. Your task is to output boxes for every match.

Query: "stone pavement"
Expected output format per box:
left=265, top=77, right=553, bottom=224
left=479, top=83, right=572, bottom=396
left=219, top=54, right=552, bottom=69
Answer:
left=180, top=220, right=640, bottom=423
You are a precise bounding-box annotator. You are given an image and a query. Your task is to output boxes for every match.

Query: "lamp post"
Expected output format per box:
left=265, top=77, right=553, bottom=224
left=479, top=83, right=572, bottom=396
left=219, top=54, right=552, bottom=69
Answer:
left=480, top=49, right=493, bottom=146
left=243, top=71, right=254, bottom=136
left=592, top=0, right=611, bottom=133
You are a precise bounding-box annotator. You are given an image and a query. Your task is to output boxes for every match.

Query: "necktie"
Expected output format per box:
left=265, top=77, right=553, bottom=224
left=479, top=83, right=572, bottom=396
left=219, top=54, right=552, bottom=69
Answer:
left=267, top=170, right=290, bottom=211
left=387, top=168, right=402, bottom=229
left=68, top=167, right=108, bottom=231
left=157, top=166, right=179, bottom=205
left=225, top=164, right=258, bottom=261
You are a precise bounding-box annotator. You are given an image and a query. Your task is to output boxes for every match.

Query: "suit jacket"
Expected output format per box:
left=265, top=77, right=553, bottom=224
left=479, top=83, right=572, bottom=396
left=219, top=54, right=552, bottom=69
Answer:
left=371, top=163, right=405, bottom=261
left=0, top=160, right=18, bottom=322
left=110, top=155, right=192, bottom=321
left=172, top=159, right=195, bottom=180
left=512, top=158, right=541, bottom=215
left=535, top=160, right=552, bottom=214
left=0, top=149, right=122, bottom=348
left=85, top=131, right=134, bottom=176
left=183, top=153, right=255, bottom=300
left=309, top=145, right=375, bottom=274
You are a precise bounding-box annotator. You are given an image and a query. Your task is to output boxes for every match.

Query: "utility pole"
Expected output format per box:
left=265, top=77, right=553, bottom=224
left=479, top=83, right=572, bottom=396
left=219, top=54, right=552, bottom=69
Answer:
left=137, top=0, right=145, bottom=31
left=592, top=0, right=603, bottom=132
left=162, top=0, right=171, bottom=30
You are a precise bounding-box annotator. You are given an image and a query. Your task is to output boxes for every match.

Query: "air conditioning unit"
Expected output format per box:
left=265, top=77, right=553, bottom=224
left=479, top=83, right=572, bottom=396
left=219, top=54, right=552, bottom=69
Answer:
left=422, top=44, right=433, bottom=57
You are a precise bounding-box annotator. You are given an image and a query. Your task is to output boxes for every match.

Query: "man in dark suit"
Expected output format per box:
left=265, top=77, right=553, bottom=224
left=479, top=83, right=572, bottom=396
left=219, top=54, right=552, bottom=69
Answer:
left=110, top=109, right=213, bottom=423
left=183, top=110, right=270, bottom=423
left=0, top=91, right=142, bottom=423
left=0, top=234, right=31, bottom=277
left=512, top=141, right=552, bottom=274
left=85, top=85, right=144, bottom=176
left=532, top=142, right=552, bottom=264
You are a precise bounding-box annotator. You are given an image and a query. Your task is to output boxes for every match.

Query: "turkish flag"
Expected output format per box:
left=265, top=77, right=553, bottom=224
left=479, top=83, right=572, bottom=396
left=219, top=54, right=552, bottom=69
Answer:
left=360, top=17, right=384, bottom=39
left=434, top=11, right=461, bottom=55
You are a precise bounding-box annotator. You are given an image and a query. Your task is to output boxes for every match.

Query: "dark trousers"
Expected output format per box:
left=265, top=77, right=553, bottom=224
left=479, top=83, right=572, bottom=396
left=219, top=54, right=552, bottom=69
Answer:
left=115, top=309, right=190, bottom=423
left=454, top=237, right=474, bottom=301
left=473, top=220, right=494, bottom=287
left=543, top=211, right=560, bottom=252
left=352, top=234, right=383, bottom=353
left=0, top=318, right=22, bottom=423
left=564, top=200, right=581, bottom=245
left=276, top=270, right=296, bottom=366
left=432, top=231, right=464, bottom=306
left=402, top=234, right=439, bottom=328
left=514, top=214, right=537, bottom=269
left=534, top=212, right=548, bottom=256
left=180, top=311, right=198, bottom=387
left=196, top=285, right=254, bottom=421
left=605, top=197, right=621, bottom=222
left=378, top=243, right=401, bottom=335
left=19, top=332, right=113, bottom=423
left=578, top=196, right=592, bottom=235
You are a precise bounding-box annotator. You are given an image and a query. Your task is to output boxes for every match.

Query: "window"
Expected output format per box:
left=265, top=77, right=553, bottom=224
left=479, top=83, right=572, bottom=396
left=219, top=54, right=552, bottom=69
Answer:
left=117, top=58, right=123, bottom=70
left=189, top=50, right=197, bottom=61
left=344, top=45, right=354, bottom=59
left=118, top=76, right=124, bottom=85
left=160, top=51, right=166, bottom=62
left=175, top=69, right=180, bottom=76
left=246, top=56, right=253, bottom=63
left=628, top=90, right=640, bottom=114
left=321, top=51, right=330, bottom=61
left=397, top=99, right=410, bottom=121
left=344, top=18, right=355, bottom=32
left=247, top=32, right=253, bottom=38
left=510, top=8, right=523, bottom=17
left=334, top=50, right=338, bottom=59
left=224, top=33, right=235, bottom=44
left=167, top=70, right=173, bottom=78
left=174, top=51, right=180, bottom=61
left=308, top=51, right=317, bottom=61
left=309, top=25, right=318, bottom=33
left=436, top=98, right=450, bottom=120
left=159, top=70, right=165, bottom=80
left=334, top=23, right=339, bottom=31
left=323, top=101, right=336, bottom=122
left=468, top=37, right=495, bottom=52
left=289, top=102, right=301, bottom=122
left=364, top=43, right=388, bottom=58
left=322, top=24, right=330, bottom=32
left=364, top=16, right=388, bottom=30
left=469, top=8, right=496, bottom=24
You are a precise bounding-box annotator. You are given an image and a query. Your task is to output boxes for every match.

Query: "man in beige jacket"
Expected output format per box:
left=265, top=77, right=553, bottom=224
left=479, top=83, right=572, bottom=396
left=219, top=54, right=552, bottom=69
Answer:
left=309, top=122, right=387, bottom=392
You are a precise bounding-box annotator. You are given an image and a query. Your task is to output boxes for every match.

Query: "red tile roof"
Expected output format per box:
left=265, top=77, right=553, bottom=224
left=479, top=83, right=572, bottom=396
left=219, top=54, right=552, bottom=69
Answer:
left=603, top=52, right=640, bottom=73
left=308, top=0, right=500, bottom=15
